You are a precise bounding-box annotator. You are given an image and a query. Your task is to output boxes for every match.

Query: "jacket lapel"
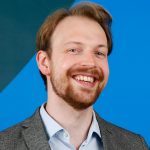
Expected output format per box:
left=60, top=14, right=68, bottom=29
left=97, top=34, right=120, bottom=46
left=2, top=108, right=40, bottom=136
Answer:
left=21, top=109, right=51, bottom=150
left=96, top=114, right=117, bottom=150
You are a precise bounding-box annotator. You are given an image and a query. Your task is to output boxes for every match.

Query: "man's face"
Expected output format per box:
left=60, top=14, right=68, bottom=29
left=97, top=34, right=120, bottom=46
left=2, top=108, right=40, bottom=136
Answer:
left=49, top=16, right=109, bottom=110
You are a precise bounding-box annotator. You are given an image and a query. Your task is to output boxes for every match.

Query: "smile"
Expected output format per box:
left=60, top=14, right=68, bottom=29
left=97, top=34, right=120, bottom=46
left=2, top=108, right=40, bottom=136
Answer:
left=72, top=75, right=97, bottom=88
left=74, top=75, right=94, bottom=83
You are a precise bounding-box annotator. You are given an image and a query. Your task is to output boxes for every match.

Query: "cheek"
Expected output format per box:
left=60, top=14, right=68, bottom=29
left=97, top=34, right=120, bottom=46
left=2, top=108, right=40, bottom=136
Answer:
left=60, top=61, right=72, bottom=72
left=53, top=58, right=74, bottom=76
left=60, top=56, right=78, bottom=70
left=101, top=61, right=109, bottom=81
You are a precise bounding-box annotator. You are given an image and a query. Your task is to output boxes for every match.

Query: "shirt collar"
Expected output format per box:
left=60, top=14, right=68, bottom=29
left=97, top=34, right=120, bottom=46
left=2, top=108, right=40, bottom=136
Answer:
left=40, top=104, right=64, bottom=138
left=86, top=111, right=101, bottom=143
left=40, top=103, right=101, bottom=140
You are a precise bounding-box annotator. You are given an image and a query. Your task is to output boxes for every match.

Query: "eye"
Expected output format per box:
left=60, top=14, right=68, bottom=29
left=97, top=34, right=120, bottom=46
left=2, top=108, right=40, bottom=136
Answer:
left=95, top=51, right=106, bottom=58
left=97, top=51, right=104, bottom=55
left=69, top=49, right=77, bottom=53
left=67, top=48, right=80, bottom=54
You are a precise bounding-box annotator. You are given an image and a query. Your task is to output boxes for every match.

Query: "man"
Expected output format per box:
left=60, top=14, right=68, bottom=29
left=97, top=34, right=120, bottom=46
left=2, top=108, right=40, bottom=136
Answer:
left=0, top=2, right=148, bottom=150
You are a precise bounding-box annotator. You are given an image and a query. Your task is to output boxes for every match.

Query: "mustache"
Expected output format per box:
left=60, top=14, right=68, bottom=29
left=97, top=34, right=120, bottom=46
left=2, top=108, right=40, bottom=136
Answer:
left=67, top=65, right=104, bottom=81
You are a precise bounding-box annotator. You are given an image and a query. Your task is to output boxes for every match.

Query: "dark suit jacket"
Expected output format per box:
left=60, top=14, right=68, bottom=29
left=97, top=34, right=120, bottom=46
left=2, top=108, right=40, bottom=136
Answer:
left=0, top=108, right=148, bottom=150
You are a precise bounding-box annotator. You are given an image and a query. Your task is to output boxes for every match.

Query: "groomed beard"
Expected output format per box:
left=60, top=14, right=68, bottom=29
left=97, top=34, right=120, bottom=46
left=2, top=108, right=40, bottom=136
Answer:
left=50, top=64, right=105, bottom=110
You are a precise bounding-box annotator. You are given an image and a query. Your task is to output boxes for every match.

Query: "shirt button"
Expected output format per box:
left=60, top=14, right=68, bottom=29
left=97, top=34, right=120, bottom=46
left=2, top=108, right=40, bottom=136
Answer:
left=82, top=141, right=87, bottom=147
left=64, top=132, right=68, bottom=138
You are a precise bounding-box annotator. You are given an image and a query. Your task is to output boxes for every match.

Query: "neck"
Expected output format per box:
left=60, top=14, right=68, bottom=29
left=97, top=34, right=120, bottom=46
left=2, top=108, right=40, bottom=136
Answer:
left=46, top=96, right=93, bottom=127
left=46, top=85, right=93, bottom=149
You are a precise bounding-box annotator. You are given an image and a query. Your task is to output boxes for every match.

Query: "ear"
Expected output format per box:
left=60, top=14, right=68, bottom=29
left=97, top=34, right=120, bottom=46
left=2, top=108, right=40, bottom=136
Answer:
left=36, top=50, right=51, bottom=76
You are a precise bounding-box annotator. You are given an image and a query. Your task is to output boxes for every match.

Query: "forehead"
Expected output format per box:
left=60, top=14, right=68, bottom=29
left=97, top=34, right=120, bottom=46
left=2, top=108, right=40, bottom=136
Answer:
left=51, top=16, right=107, bottom=47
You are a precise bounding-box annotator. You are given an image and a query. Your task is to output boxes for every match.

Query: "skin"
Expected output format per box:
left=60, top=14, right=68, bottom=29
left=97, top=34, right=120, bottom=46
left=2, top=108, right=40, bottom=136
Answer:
left=36, top=16, right=109, bottom=149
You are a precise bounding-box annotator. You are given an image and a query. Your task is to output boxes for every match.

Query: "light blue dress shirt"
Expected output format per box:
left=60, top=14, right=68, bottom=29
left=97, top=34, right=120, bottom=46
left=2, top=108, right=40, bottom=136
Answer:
left=40, top=104, right=103, bottom=150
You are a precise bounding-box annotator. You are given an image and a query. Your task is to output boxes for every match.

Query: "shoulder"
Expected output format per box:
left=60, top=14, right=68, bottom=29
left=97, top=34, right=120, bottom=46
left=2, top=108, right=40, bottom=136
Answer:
left=0, top=121, right=26, bottom=149
left=96, top=114, right=149, bottom=149
left=0, top=109, right=39, bottom=150
left=0, top=122, right=21, bottom=143
left=100, top=116, right=138, bottom=137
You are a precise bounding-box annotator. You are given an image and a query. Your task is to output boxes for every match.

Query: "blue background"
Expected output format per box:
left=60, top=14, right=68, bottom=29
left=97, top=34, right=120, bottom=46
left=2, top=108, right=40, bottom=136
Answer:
left=0, top=0, right=150, bottom=146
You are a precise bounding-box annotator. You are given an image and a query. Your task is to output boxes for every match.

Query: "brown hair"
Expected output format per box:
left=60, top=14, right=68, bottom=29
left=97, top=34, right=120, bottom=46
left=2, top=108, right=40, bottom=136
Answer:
left=36, top=2, right=113, bottom=88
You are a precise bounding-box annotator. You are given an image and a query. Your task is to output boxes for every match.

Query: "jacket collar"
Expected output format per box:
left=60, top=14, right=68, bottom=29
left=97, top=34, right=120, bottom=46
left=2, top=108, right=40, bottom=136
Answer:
left=21, top=108, right=51, bottom=150
left=95, top=113, right=117, bottom=150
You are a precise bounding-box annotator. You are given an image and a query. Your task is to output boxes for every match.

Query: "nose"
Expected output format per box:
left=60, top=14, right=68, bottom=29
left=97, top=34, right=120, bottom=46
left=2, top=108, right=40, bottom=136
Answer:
left=80, top=52, right=97, bottom=67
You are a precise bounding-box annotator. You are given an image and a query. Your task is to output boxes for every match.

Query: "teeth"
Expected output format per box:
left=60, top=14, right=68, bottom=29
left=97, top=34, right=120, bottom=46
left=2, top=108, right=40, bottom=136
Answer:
left=84, top=76, right=87, bottom=81
left=74, top=75, right=94, bottom=83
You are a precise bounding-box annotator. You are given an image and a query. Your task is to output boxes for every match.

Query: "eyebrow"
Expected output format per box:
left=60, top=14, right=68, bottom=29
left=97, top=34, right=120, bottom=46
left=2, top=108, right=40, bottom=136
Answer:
left=64, top=41, right=82, bottom=45
left=64, top=41, right=108, bottom=48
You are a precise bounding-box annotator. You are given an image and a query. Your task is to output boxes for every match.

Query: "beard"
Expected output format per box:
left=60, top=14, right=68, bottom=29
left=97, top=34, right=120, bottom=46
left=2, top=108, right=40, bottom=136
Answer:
left=50, top=64, right=105, bottom=110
